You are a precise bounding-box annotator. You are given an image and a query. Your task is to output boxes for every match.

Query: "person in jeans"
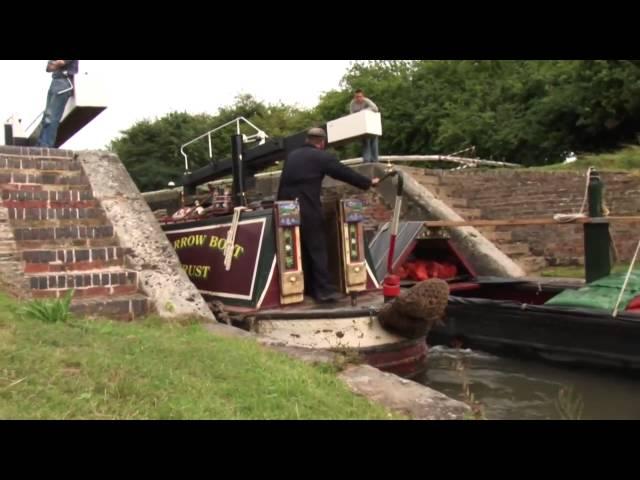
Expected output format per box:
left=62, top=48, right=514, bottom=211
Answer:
left=349, top=88, right=380, bottom=163
left=36, top=60, right=78, bottom=148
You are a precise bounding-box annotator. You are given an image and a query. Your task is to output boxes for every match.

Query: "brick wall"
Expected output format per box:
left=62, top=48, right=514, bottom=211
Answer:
left=409, top=167, right=640, bottom=269
left=0, top=145, right=150, bottom=320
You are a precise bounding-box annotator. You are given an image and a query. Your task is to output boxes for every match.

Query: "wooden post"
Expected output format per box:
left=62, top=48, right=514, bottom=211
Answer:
left=584, top=169, right=612, bottom=283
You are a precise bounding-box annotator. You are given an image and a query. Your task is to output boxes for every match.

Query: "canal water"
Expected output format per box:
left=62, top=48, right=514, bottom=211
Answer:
left=417, top=346, right=640, bottom=420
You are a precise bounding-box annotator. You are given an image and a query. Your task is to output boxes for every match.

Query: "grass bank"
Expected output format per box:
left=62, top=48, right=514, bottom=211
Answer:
left=534, top=145, right=640, bottom=172
left=0, top=293, right=397, bottom=419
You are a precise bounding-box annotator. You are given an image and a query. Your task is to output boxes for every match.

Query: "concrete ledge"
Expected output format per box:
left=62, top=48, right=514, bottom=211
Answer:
left=77, top=150, right=215, bottom=321
left=339, top=364, right=470, bottom=420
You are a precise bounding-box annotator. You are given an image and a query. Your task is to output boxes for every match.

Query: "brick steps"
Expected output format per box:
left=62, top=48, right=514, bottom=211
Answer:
left=23, top=246, right=128, bottom=273
left=0, top=147, right=151, bottom=317
left=1, top=190, right=94, bottom=202
left=454, top=207, right=483, bottom=219
left=412, top=172, right=549, bottom=273
left=22, top=246, right=127, bottom=264
left=439, top=196, right=468, bottom=208
left=8, top=207, right=104, bottom=221
left=0, top=169, right=88, bottom=182
left=0, top=183, right=92, bottom=192
left=25, top=259, right=125, bottom=273
left=10, top=217, right=109, bottom=228
left=5, top=237, right=120, bottom=250
left=0, top=157, right=82, bottom=171
left=27, top=268, right=139, bottom=298
left=70, top=294, right=151, bottom=321
left=413, top=174, right=441, bottom=186
left=0, top=145, right=75, bottom=158
left=403, top=168, right=640, bottom=275
left=32, top=284, right=139, bottom=299
left=480, top=230, right=513, bottom=242
left=2, top=200, right=99, bottom=209
left=13, top=225, right=114, bottom=241
left=0, top=158, right=80, bottom=168
left=429, top=186, right=455, bottom=198
left=0, top=145, right=153, bottom=320
left=498, top=242, right=532, bottom=257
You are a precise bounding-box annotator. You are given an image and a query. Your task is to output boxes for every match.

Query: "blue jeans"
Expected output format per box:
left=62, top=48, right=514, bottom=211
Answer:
left=361, top=135, right=379, bottom=163
left=37, top=77, right=73, bottom=148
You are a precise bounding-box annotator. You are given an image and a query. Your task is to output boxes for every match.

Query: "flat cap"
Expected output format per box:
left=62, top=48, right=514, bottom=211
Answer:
left=307, top=127, right=327, bottom=138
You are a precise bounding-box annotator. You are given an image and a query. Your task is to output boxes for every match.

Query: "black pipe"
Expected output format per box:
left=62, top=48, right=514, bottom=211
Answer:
left=396, top=171, right=404, bottom=196
left=231, top=134, right=246, bottom=207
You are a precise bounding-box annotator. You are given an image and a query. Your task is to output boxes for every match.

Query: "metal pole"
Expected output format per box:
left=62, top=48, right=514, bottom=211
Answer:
left=612, top=239, right=640, bottom=317
left=387, top=173, right=404, bottom=274
left=230, top=134, right=246, bottom=207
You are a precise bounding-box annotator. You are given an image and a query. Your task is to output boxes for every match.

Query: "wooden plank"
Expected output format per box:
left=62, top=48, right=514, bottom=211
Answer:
left=423, top=216, right=640, bottom=228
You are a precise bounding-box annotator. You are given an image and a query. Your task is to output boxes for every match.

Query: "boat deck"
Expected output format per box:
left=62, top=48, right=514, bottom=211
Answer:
left=256, top=291, right=385, bottom=319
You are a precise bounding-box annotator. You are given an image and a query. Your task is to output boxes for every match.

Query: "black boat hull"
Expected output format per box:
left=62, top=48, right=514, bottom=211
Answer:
left=429, top=296, right=640, bottom=373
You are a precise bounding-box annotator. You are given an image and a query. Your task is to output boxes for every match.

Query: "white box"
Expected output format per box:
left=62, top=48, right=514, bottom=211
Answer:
left=62, top=72, right=108, bottom=120
left=326, top=110, right=382, bottom=144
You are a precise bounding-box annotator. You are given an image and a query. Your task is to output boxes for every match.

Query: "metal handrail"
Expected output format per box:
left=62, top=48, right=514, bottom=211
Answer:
left=180, top=116, right=268, bottom=173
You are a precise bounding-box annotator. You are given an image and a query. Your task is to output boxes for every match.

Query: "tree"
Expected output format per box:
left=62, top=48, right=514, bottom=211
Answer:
left=110, top=95, right=317, bottom=191
left=110, top=60, right=640, bottom=191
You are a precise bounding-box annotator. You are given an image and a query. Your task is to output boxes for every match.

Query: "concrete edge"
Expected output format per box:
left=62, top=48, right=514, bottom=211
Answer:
left=76, top=150, right=215, bottom=322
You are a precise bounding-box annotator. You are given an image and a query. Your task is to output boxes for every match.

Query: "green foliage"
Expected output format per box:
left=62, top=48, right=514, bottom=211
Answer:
left=20, top=289, right=74, bottom=324
left=535, top=145, right=640, bottom=172
left=109, top=95, right=319, bottom=192
left=109, top=61, right=640, bottom=190
left=329, top=60, right=640, bottom=165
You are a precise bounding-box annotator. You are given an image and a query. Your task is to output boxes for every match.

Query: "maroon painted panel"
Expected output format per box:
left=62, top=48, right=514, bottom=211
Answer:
left=165, top=219, right=266, bottom=299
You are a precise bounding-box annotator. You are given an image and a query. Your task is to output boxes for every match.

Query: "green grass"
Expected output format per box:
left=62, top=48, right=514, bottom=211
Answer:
left=540, top=263, right=635, bottom=278
left=533, top=145, right=640, bottom=172
left=19, top=289, right=74, bottom=324
left=0, top=293, right=397, bottom=420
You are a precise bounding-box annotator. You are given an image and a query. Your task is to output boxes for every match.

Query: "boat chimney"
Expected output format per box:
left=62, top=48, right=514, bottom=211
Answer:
left=231, top=134, right=247, bottom=207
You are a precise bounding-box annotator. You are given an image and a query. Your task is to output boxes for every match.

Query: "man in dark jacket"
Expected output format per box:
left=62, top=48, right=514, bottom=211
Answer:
left=277, top=127, right=379, bottom=303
